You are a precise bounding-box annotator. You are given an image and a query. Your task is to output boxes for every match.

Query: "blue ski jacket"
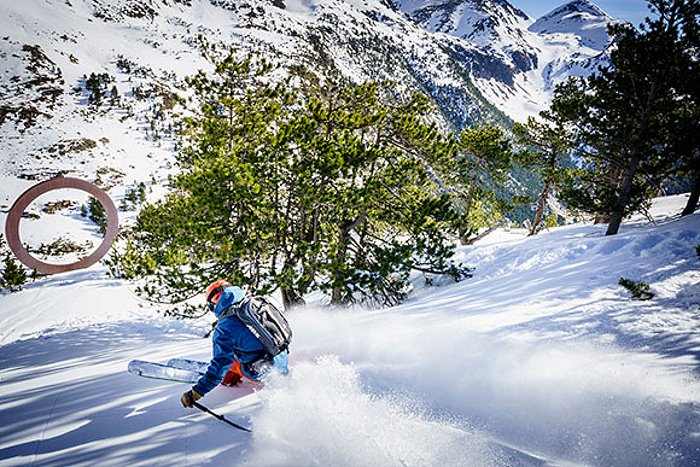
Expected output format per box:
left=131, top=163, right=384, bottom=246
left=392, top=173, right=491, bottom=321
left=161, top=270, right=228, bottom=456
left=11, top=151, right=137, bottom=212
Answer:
left=193, top=286, right=288, bottom=396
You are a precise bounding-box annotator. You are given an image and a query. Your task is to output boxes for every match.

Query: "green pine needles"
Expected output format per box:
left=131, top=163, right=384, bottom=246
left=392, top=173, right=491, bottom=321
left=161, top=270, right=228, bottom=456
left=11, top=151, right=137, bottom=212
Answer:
left=2, top=253, right=27, bottom=292
left=114, top=47, right=481, bottom=313
left=545, top=0, right=699, bottom=235
left=619, top=277, right=654, bottom=301
left=0, top=234, right=28, bottom=292
left=86, top=196, right=107, bottom=235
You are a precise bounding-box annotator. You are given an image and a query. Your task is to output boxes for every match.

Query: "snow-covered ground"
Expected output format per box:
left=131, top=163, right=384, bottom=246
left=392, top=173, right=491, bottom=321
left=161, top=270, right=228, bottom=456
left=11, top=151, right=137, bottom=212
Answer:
left=1, top=194, right=699, bottom=466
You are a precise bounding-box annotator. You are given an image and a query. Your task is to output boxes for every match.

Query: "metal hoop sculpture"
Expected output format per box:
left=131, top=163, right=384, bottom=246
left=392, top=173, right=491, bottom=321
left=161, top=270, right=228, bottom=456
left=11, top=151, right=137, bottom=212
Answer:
left=5, top=176, right=119, bottom=274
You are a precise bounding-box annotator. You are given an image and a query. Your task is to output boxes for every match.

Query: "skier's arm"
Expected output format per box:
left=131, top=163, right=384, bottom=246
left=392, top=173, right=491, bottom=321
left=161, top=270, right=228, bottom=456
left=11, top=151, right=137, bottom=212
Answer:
left=192, top=326, right=236, bottom=397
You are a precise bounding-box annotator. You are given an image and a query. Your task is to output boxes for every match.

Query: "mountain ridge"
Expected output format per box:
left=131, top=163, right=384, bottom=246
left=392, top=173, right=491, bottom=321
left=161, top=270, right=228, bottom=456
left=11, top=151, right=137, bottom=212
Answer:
left=0, top=0, right=619, bottom=225
left=390, top=0, right=617, bottom=120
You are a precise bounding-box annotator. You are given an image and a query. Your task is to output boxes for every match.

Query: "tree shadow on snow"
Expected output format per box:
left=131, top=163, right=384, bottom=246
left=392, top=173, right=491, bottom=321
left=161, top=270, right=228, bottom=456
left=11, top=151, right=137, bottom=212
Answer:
left=491, top=297, right=700, bottom=376
left=0, top=323, right=254, bottom=465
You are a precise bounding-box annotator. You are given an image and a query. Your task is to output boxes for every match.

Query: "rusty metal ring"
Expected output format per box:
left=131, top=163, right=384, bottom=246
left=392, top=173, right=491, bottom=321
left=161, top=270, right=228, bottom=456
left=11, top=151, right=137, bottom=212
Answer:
left=5, top=176, right=119, bottom=274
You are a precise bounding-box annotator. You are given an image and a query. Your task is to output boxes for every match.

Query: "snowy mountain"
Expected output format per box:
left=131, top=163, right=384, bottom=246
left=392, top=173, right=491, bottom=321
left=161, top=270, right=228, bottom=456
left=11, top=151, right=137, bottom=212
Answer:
left=0, top=0, right=619, bottom=147
left=529, top=0, right=613, bottom=50
left=393, top=0, right=537, bottom=72
left=0, top=0, right=508, bottom=140
left=0, top=0, right=509, bottom=259
left=0, top=0, right=621, bottom=207
left=1, top=194, right=699, bottom=465
left=0, top=0, right=618, bottom=242
left=392, top=0, right=617, bottom=120
left=0, top=0, right=627, bottom=262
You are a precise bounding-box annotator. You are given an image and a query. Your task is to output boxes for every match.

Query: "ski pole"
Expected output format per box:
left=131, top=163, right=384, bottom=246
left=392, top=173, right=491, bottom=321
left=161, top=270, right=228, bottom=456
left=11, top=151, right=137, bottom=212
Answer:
left=193, top=401, right=252, bottom=432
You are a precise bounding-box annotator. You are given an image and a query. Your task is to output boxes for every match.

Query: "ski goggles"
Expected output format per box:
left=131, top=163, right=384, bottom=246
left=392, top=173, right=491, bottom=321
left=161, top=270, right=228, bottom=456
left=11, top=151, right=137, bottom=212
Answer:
left=206, top=285, right=226, bottom=312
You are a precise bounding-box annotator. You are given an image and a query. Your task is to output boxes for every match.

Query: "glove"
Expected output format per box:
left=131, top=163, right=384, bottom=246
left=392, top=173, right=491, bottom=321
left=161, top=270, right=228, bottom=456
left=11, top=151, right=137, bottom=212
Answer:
left=180, top=389, right=202, bottom=408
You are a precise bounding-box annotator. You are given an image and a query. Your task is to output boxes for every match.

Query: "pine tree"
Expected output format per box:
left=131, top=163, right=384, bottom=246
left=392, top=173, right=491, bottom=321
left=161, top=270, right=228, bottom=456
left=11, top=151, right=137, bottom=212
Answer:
left=85, top=72, right=113, bottom=107
left=86, top=73, right=104, bottom=106
left=675, top=0, right=700, bottom=216
left=109, top=85, right=119, bottom=106
left=513, top=112, right=572, bottom=236
left=120, top=47, right=467, bottom=313
left=619, top=277, right=654, bottom=300
left=453, top=125, right=513, bottom=244
left=549, top=0, right=699, bottom=235
left=88, top=196, right=107, bottom=234
left=2, top=253, right=27, bottom=292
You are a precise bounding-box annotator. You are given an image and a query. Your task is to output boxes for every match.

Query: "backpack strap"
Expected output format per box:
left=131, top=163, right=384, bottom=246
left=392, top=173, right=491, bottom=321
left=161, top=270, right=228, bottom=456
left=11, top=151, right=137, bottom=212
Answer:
left=218, top=296, right=250, bottom=320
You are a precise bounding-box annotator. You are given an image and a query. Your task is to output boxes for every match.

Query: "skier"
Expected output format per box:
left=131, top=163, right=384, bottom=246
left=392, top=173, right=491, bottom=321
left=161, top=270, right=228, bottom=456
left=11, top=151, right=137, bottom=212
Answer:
left=180, top=280, right=290, bottom=408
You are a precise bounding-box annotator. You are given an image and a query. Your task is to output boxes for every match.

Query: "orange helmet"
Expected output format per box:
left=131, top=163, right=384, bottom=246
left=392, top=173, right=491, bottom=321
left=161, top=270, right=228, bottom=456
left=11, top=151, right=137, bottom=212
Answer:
left=206, top=280, right=231, bottom=311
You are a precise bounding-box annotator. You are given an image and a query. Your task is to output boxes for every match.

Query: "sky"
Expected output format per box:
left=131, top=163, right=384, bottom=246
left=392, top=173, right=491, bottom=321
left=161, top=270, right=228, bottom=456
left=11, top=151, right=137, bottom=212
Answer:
left=509, top=0, right=651, bottom=26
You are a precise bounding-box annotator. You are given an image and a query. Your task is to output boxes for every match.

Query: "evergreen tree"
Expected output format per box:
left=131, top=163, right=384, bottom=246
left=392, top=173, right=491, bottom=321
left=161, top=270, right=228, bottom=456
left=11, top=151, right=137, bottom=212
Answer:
left=121, top=47, right=467, bottom=313
left=86, top=73, right=103, bottom=106
left=549, top=0, right=699, bottom=235
left=545, top=212, right=559, bottom=229
left=109, top=85, right=119, bottom=106
left=513, top=112, right=572, bottom=236
left=2, top=253, right=27, bottom=292
left=674, top=0, right=700, bottom=216
left=452, top=125, right=513, bottom=245
left=619, top=277, right=654, bottom=300
left=88, top=196, right=107, bottom=234
left=85, top=72, right=113, bottom=107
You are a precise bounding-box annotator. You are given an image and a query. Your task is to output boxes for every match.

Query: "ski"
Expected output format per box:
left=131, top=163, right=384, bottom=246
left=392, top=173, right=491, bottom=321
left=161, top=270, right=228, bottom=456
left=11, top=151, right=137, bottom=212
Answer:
left=166, top=358, right=209, bottom=374
left=127, top=359, right=202, bottom=383
left=129, top=359, right=254, bottom=433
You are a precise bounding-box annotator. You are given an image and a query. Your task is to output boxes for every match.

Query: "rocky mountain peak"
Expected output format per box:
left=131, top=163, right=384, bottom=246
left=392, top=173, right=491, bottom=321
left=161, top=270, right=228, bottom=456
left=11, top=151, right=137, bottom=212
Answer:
left=529, top=0, right=614, bottom=50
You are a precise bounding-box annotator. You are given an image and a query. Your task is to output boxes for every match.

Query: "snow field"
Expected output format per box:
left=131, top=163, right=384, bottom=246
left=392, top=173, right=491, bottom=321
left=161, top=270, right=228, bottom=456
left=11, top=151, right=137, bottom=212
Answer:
left=0, top=196, right=698, bottom=466
left=0, top=319, right=256, bottom=466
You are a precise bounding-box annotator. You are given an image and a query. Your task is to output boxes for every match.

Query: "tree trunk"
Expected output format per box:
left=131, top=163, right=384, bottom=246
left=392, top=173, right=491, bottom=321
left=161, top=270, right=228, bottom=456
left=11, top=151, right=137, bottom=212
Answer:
left=331, top=213, right=366, bottom=305
left=606, top=155, right=640, bottom=236
left=458, top=183, right=477, bottom=245
left=330, top=240, right=348, bottom=305
left=681, top=168, right=700, bottom=216
left=464, top=221, right=505, bottom=245
left=459, top=159, right=482, bottom=245
left=458, top=224, right=472, bottom=246
left=529, top=178, right=551, bottom=236
left=281, top=287, right=305, bottom=310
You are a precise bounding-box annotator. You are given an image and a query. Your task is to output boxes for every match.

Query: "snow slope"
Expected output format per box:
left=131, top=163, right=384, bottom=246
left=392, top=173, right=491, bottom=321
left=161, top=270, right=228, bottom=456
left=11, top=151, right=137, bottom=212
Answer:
left=1, top=194, right=699, bottom=466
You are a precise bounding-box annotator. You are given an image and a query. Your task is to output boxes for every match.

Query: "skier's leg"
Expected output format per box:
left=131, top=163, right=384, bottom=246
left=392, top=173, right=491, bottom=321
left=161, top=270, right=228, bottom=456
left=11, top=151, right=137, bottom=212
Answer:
left=221, top=359, right=244, bottom=386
